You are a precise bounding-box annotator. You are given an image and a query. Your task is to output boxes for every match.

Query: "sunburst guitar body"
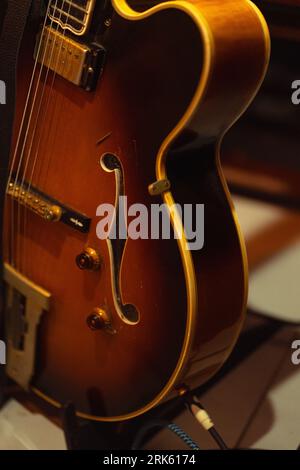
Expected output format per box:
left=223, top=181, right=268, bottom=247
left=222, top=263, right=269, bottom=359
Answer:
left=2, top=0, right=270, bottom=421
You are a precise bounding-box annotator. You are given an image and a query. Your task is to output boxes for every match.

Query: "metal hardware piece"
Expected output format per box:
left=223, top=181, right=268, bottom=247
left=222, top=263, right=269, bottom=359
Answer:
left=46, top=205, right=63, bottom=222
left=104, top=18, right=112, bottom=28
left=7, top=179, right=91, bottom=233
left=76, top=247, right=101, bottom=271
left=148, top=179, right=171, bottom=196
left=177, top=385, right=190, bottom=397
left=4, top=263, right=51, bottom=390
left=34, top=26, right=106, bottom=91
left=7, top=181, right=62, bottom=222
left=87, top=307, right=114, bottom=334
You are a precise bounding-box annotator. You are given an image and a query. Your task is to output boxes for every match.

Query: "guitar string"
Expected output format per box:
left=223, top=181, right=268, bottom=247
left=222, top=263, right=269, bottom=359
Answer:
left=27, top=1, right=85, bottom=280
left=18, top=0, right=73, bottom=275
left=8, top=0, right=59, bottom=270
left=27, top=2, right=77, bottom=280
left=8, top=2, right=57, bottom=270
left=5, top=1, right=52, bottom=194
left=5, top=0, right=53, bottom=267
left=24, top=0, right=75, bottom=277
left=14, top=0, right=65, bottom=273
left=23, top=0, right=73, bottom=212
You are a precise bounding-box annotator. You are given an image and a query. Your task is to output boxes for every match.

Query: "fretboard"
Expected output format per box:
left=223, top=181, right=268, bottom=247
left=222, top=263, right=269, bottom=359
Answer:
left=48, top=0, right=96, bottom=36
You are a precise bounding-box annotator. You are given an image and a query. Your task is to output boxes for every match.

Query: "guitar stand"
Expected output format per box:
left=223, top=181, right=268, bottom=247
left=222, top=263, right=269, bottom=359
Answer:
left=61, top=395, right=188, bottom=450
left=61, top=402, right=141, bottom=450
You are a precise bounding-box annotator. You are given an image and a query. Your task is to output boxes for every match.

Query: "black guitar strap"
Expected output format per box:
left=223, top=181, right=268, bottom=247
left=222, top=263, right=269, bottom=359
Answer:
left=0, top=0, right=34, bottom=399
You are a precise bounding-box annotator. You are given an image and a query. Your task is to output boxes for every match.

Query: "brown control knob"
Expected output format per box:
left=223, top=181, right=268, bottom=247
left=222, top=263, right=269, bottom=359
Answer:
left=87, top=308, right=110, bottom=331
left=76, top=247, right=101, bottom=271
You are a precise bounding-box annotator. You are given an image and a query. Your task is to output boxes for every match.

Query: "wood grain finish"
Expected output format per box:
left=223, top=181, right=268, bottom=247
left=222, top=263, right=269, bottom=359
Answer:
left=3, top=0, right=270, bottom=420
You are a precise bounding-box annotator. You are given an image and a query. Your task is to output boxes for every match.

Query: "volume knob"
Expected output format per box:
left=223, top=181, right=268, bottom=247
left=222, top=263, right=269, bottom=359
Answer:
left=76, top=247, right=101, bottom=271
left=87, top=308, right=111, bottom=331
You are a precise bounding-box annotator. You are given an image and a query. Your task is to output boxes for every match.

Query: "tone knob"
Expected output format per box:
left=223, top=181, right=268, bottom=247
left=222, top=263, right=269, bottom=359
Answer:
left=76, top=247, right=101, bottom=271
left=87, top=308, right=110, bottom=331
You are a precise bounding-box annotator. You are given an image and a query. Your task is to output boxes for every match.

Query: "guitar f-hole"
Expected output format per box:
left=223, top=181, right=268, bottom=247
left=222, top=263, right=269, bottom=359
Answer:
left=100, top=153, right=140, bottom=325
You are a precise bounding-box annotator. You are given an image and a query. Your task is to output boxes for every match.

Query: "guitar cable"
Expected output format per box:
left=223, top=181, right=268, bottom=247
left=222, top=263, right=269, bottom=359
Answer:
left=131, top=397, right=229, bottom=450
left=131, top=419, right=201, bottom=451
left=186, top=396, right=229, bottom=450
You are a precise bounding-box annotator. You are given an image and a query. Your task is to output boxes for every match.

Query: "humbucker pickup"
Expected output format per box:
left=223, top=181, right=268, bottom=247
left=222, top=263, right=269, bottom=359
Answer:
left=34, top=26, right=106, bottom=91
left=7, top=179, right=91, bottom=233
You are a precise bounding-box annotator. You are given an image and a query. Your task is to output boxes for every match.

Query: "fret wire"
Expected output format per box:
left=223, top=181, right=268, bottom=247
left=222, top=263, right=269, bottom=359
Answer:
left=49, top=0, right=95, bottom=36
left=50, top=0, right=89, bottom=13
left=49, top=6, right=86, bottom=25
left=62, top=0, right=89, bottom=14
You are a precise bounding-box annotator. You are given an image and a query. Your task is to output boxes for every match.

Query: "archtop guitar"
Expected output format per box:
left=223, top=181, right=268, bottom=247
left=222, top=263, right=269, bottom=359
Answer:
left=2, top=0, right=270, bottom=421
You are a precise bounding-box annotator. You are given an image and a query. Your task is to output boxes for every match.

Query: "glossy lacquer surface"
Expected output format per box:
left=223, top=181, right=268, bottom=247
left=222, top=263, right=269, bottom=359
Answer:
left=3, top=0, right=270, bottom=420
